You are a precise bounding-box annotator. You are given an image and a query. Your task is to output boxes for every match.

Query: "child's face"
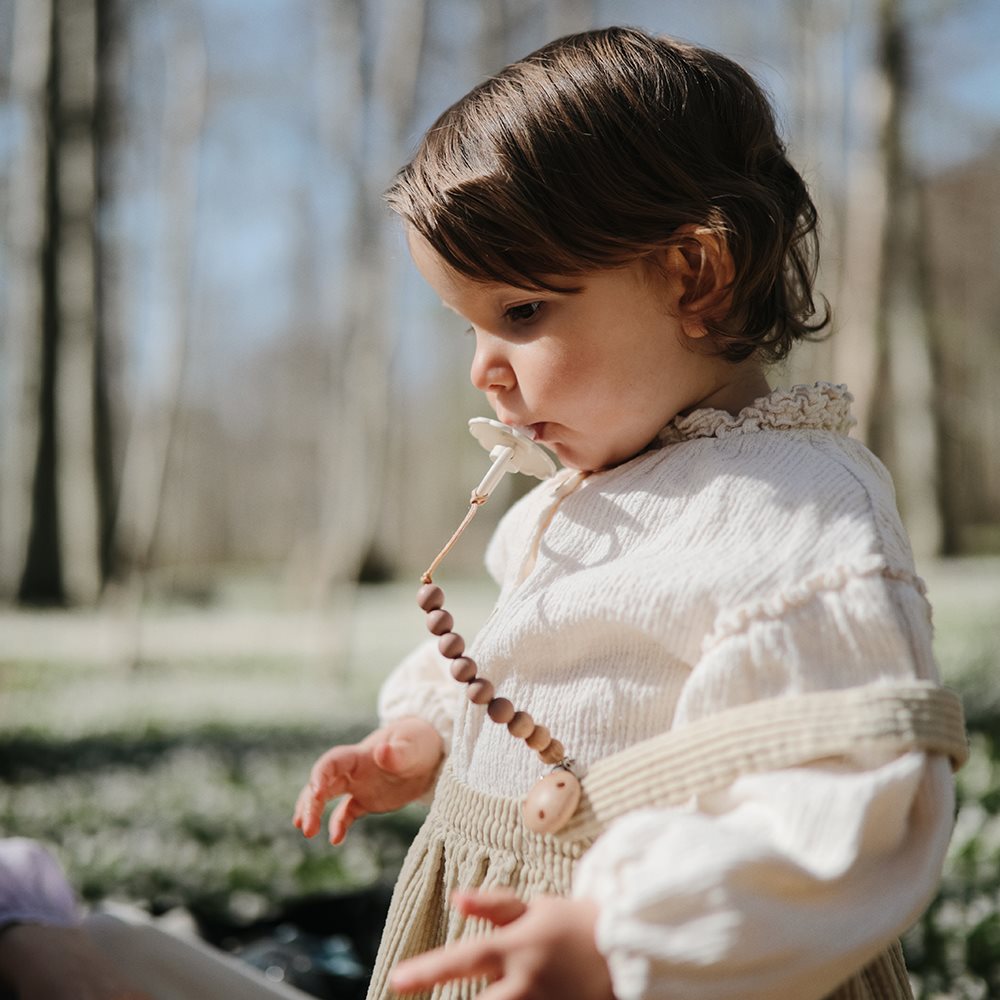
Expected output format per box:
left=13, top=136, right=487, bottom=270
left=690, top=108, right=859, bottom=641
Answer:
left=408, top=231, right=749, bottom=471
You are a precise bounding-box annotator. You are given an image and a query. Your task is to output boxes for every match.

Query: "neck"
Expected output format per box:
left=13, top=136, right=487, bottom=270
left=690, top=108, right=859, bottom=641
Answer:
left=689, top=363, right=771, bottom=418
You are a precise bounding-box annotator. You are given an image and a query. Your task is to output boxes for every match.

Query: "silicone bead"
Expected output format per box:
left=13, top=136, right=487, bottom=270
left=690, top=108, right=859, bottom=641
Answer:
left=467, top=678, right=494, bottom=705
left=487, top=697, right=515, bottom=724
left=539, top=739, right=565, bottom=765
left=438, top=632, right=465, bottom=658
left=426, top=609, right=454, bottom=636
left=525, top=725, right=551, bottom=751
left=417, top=583, right=445, bottom=612
left=523, top=770, right=582, bottom=834
left=507, top=711, right=534, bottom=739
left=450, top=656, right=477, bottom=683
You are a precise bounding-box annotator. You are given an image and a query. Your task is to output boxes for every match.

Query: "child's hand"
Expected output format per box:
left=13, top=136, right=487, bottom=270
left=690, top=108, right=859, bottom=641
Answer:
left=292, top=716, right=443, bottom=844
left=390, top=888, right=615, bottom=1000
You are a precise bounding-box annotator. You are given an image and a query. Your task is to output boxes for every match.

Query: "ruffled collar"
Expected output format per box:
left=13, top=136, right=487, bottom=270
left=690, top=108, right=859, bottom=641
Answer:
left=654, top=382, right=855, bottom=446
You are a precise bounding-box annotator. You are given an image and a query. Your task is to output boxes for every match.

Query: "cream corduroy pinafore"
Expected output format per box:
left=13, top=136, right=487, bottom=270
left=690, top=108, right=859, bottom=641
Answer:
left=366, top=681, right=967, bottom=1000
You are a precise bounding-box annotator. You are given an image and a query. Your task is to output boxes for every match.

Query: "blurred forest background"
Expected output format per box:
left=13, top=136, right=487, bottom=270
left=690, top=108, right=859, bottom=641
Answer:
left=1, top=0, right=999, bottom=997
left=1, top=0, right=999, bottom=613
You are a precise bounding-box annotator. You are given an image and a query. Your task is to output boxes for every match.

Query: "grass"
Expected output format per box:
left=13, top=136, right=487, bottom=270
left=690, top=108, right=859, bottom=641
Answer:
left=1, top=562, right=998, bottom=996
left=0, top=723, right=419, bottom=924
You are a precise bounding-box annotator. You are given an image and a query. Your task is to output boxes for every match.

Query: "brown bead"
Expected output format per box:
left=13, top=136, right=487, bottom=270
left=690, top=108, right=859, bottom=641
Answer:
left=417, top=583, right=445, bottom=612
left=507, top=711, right=534, bottom=739
left=450, top=656, right=477, bottom=683
left=467, top=678, right=494, bottom=705
left=438, top=632, right=465, bottom=658
left=425, top=609, right=454, bottom=636
left=487, top=697, right=514, bottom=724
left=525, top=725, right=551, bottom=751
left=539, top=739, right=565, bottom=765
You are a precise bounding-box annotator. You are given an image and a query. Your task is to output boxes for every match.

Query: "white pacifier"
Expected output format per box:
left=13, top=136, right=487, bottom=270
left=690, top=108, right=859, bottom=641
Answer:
left=468, top=418, right=557, bottom=501
left=419, top=419, right=556, bottom=586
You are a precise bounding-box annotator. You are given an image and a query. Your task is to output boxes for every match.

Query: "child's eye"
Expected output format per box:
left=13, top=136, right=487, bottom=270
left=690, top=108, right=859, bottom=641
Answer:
left=505, top=302, right=542, bottom=324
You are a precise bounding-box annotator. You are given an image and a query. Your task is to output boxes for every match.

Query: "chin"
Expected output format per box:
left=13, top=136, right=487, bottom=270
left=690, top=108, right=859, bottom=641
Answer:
left=553, top=445, right=601, bottom=473
left=570, top=443, right=647, bottom=473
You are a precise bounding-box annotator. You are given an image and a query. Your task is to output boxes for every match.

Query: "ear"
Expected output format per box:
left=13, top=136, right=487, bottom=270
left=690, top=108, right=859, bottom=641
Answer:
left=662, top=225, right=736, bottom=339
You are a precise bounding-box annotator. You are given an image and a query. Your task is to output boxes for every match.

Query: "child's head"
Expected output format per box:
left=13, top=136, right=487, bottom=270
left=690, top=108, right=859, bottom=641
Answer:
left=388, top=25, right=827, bottom=365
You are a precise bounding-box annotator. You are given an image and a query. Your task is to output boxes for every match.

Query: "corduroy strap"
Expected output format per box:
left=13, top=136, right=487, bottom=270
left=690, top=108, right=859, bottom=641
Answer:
left=563, top=681, right=967, bottom=841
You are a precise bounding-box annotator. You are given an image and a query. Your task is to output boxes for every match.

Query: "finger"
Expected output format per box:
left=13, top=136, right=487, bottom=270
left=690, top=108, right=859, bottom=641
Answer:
left=309, top=746, right=359, bottom=795
left=390, top=940, right=504, bottom=994
left=294, top=783, right=329, bottom=838
left=479, top=975, right=529, bottom=1000
left=293, top=784, right=315, bottom=835
left=297, top=748, right=359, bottom=837
left=451, top=888, right=527, bottom=927
left=328, top=795, right=367, bottom=845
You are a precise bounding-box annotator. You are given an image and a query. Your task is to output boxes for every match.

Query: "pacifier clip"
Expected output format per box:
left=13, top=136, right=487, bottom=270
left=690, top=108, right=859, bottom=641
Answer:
left=416, top=419, right=582, bottom=835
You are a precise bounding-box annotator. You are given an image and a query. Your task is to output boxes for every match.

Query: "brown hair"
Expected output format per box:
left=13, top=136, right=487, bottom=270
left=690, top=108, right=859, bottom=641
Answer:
left=386, top=26, right=829, bottom=362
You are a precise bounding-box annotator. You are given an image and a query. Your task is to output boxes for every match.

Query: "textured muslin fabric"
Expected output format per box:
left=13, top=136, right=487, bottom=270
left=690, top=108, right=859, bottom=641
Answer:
left=377, top=384, right=962, bottom=998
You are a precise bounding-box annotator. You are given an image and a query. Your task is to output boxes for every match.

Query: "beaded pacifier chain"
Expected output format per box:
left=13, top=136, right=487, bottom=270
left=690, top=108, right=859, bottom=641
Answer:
left=416, top=418, right=583, bottom=835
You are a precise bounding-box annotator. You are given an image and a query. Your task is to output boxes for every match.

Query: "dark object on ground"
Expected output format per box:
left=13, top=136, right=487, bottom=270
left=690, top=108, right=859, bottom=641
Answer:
left=193, top=885, right=393, bottom=999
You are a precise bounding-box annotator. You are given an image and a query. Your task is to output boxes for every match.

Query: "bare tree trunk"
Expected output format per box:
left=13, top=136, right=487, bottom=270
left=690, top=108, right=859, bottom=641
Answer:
left=915, top=181, right=959, bottom=555
left=93, top=0, right=120, bottom=586
left=879, top=0, right=943, bottom=556
left=52, top=0, right=103, bottom=604
left=833, top=0, right=892, bottom=443
left=1, top=0, right=54, bottom=600
left=3, top=0, right=115, bottom=605
left=309, top=0, right=428, bottom=602
left=107, top=2, right=206, bottom=659
left=785, top=0, right=844, bottom=387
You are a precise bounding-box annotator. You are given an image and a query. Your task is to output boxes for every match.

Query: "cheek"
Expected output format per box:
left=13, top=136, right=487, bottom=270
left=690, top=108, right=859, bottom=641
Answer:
left=516, top=344, right=578, bottom=399
left=545, top=339, right=611, bottom=386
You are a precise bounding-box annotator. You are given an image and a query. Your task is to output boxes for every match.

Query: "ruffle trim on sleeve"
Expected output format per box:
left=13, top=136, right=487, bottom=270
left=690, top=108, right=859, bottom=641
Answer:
left=656, top=382, right=856, bottom=446
left=700, top=554, right=929, bottom=655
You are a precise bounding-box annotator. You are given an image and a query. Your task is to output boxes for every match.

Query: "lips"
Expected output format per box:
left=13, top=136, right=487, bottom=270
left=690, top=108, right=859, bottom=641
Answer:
left=511, top=422, right=546, bottom=442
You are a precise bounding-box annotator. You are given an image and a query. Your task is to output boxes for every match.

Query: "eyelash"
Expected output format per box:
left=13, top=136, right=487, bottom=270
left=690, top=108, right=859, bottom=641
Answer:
left=462, top=302, right=543, bottom=336
left=506, top=302, right=542, bottom=324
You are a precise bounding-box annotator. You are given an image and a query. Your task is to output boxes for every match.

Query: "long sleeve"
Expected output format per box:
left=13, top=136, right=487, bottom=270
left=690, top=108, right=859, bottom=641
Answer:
left=0, top=839, right=78, bottom=929
left=378, top=640, right=466, bottom=756
left=572, top=572, right=956, bottom=1000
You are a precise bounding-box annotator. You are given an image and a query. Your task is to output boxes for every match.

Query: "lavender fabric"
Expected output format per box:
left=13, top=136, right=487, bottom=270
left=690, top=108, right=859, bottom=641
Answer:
left=0, top=838, right=78, bottom=928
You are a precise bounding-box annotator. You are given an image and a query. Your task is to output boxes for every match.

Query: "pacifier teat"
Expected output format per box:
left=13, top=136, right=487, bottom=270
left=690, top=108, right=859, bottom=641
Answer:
left=468, top=418, right=557, bottom=501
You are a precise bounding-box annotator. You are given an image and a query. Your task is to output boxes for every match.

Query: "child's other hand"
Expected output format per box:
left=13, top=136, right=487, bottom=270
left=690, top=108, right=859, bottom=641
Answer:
left=292, top=716, right=443, bottom=844
left=390, top=888, right=615, bottom=1000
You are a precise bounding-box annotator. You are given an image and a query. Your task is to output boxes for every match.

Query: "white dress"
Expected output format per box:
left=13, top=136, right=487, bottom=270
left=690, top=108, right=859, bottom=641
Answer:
left=378, top=384, right=957, bottom=1000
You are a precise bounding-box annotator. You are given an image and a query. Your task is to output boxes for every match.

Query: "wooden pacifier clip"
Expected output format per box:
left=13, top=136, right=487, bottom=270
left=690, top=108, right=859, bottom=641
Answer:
left=416, top=419, right=582, bottom=835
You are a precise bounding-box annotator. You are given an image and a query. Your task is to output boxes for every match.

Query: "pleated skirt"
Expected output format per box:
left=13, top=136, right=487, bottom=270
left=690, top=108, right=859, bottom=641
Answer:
left=364, top=766, right=913, bottom=1000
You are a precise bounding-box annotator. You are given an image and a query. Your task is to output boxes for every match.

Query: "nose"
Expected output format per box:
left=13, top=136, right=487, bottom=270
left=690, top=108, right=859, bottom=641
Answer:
left=470, top=330, right=515, bottom=393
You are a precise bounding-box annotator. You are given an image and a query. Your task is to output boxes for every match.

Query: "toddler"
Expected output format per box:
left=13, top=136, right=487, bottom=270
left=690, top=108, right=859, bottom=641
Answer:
left=294, top=26, right=966, bottom=1000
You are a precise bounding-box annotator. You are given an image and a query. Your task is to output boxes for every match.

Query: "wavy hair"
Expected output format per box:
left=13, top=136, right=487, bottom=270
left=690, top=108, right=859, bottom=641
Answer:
left=386, top=26, right=829, bottom=362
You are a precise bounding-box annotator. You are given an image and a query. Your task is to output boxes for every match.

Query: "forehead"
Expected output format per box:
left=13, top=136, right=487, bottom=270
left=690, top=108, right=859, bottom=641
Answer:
left=407, top=228, right=528, bottom=307
left=406, top=227, right=587, bottom=314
